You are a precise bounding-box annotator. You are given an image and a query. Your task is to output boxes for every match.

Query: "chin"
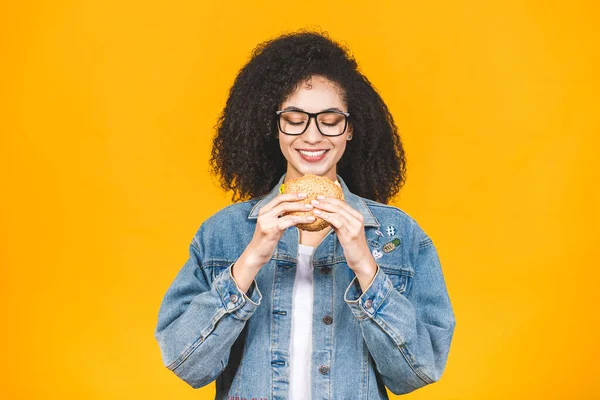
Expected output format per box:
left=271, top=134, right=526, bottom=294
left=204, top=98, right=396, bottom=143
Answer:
left=296, top=165, right=331, bottom=177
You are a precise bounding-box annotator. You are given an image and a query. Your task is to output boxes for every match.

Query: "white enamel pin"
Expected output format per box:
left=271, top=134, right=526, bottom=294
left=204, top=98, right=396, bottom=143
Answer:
left=372, top=249, right=383, bottom=260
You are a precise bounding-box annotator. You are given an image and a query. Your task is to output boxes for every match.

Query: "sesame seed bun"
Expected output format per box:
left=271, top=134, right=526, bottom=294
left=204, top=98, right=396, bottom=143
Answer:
left=283, top=174, right=344, bottom=231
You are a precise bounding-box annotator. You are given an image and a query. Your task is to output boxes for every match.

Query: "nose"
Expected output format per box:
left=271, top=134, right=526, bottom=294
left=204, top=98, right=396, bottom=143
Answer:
left=302, top=116, right=323, bottom=143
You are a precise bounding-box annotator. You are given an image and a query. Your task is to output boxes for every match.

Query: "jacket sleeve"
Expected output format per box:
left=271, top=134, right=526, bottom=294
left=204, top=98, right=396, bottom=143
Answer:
left=154, top=226, right=262, bottom=389
left=343, top=229, right=456, bottom=394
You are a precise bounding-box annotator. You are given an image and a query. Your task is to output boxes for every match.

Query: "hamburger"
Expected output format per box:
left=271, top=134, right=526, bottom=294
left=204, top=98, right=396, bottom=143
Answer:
left=281, top=174, right=345, bottom=231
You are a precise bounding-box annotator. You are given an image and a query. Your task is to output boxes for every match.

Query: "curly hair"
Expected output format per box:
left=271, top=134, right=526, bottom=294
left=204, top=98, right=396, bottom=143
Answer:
left=209, top=28, right=407, bottom=204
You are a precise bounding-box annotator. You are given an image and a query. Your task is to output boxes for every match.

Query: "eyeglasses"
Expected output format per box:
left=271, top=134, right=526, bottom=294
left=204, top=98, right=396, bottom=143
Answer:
left=275, top=110, right=350, bottom=137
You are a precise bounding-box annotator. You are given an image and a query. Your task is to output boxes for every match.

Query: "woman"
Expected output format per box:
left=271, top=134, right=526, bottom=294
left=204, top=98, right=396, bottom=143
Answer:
left=154, top=30, right=456, bottom=399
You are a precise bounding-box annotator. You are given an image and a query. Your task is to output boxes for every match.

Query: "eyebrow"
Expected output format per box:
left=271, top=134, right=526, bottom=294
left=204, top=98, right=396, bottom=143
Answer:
left=281, top=106, right=346, bottom=113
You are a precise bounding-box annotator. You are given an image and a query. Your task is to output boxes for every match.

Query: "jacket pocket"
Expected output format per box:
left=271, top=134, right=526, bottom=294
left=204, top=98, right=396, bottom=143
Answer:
left=204, top=261, right=235, bottom=282
left=378, top=265, right=413, bottom=294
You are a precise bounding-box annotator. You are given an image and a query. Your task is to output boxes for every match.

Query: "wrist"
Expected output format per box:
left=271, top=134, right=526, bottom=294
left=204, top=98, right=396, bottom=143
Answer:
left=239, top=246, right=267, bottom=270
left=232, top=256, right=261, bottom=294
left=352, top=258, right=378, bottom=284
left=245, top=239, right=273, bottom=266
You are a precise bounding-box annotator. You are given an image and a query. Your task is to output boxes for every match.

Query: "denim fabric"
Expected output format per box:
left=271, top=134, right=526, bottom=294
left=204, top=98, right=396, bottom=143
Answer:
left=154, top=173, right=456, bottom=399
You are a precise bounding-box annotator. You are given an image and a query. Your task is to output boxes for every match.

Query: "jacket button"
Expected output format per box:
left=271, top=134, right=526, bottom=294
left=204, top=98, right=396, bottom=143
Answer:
left=364, top=299, right=373, bottom=309
left=322, top=314, right=332, bottom=324
left=321, top=267, right=332, bottom=275
left=230, top=294, right=239, bottom=303
left=319, top=365, right=329, bottom=374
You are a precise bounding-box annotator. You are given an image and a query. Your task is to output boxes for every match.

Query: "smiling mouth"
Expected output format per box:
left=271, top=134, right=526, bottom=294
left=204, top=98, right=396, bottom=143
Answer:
left=296, top=149, right=329, bottom=162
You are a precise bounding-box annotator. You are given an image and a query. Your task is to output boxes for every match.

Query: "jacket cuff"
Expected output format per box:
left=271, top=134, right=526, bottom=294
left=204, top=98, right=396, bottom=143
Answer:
left=344, top=264, right=392, bottom=319
left=213, top=263, right=262, bottom=321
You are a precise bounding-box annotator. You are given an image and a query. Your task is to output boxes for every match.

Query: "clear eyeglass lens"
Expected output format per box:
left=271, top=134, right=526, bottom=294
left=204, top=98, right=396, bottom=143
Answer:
left=280, top=112, right=345, bottom=136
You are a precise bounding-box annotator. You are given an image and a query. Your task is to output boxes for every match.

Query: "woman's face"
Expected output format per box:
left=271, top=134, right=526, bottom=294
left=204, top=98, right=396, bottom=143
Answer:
left=278, top=75, right=352, bottom=183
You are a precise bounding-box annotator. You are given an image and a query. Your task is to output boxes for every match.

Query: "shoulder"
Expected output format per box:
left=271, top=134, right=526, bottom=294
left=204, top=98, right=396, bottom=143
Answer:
left=204, top=199, right=259, bottom=225
left=361, top=197, right=434, bottom=249
left=191, top=198, right=260, bottom=248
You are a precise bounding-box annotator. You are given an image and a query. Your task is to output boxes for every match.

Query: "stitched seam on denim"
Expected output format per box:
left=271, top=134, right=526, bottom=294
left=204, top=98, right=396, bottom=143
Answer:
left=361, top=199, right=416, bottom=221
left=330, top=264, right=336, bottom=400
left=361, top=331, right=368, bottom=400
left=166, top=308, right=225, bottom=371
left=343, top=276, right=360, bottom=303
left=356, top=196, right=380, bottom=227
left=372, top=312, right=405, bottom=348
left=372, top=314, right=434, bottom=385
left=378, top=265, right=414, bottom=278
left=270, top=261, right=278, bottom=400
left=419, top=237, right=433, bottom=248
left=167, top=334, right=203, bottom=371
left=368, top=281, right=392, bottom=315
left=214, top=274, right=231, bottom=311
left=232, top=304, right=249, bottom=320
left=191, top=237, right=203, bottom=252
left=399, top=346, right=435, bottom=384
left=344, top=286, right=369, bottom=320
left=244, top=193, right=268, bottom=218
left=372, top=317, right=423, bottom=383
left=242, top=280, right=262, bottom=307
left=202, top=260, right=237, bottom=267
left=232, top=289, right=262, bottom=320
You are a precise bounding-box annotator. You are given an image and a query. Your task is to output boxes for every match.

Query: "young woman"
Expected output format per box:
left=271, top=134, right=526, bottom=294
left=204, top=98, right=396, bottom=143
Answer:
left=155, top=30, right=456, bottom=399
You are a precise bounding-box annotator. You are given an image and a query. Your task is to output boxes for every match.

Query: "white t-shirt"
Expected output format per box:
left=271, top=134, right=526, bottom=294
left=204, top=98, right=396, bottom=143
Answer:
left=288, top=244, right=315, bottom=400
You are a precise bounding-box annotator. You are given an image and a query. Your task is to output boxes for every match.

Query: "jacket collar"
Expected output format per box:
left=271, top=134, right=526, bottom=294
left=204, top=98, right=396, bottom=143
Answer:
left=248, top=173, right=380, bottom=228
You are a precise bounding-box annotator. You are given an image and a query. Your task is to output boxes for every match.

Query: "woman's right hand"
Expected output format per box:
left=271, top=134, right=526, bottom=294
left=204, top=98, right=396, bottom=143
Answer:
left=232, top=192, right=314, bottom=293
left=245, top=192, right=315, bottom=266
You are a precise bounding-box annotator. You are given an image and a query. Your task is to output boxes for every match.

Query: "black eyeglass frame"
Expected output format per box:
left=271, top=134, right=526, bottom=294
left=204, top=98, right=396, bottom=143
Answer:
left=275, top=110, right=351, bottom=137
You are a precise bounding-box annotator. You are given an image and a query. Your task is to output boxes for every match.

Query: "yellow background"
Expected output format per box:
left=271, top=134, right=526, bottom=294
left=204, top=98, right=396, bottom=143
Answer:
left=1, top=0, right=598, bottom=398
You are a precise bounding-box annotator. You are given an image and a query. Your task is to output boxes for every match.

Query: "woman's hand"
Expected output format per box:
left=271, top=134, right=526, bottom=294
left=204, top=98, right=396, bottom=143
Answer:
left=246, top=192, right=316, bottom=266
left=311, top=196, right=378, bottom=290
left=233, top=192, right=316, bottom=293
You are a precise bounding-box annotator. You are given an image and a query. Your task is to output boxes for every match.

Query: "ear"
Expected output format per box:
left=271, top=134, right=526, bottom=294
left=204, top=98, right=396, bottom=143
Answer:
left=346, top=124, right=353, bottom=141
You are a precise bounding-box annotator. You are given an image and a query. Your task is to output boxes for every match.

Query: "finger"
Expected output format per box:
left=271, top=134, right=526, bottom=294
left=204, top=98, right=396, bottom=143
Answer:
left=312, top=201, right=362, bottom=230
left=275, top=214, right=315, bottom=230
left=336, top=209, right=360, bottom=233
left=268, top=201, right=314, bottom=219
left=316, top=211, right=347, bottom=232
left=318, top=196, right=363, bottom=221
left=258, top=192, right=308, bottom=215
left=328, top=211, right=357, bottom=234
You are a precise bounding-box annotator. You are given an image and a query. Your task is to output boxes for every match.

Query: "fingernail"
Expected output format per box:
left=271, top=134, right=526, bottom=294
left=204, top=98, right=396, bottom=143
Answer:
left=311, top=199, right=320, bottom=205
left=306, top=216, right=315, bottom=221
left=298, top=193, right=307, bottom=198
left=317, top=195, right=326, bottom=200
left=313, top=209, right=322, bottom=214
left=305, top=203, right=313, bottom=209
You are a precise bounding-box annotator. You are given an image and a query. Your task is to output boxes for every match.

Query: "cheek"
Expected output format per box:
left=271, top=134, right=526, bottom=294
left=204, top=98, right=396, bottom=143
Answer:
left=333, top=139, right=348, bottom=157
left=279, top=135, right=294, bottom=157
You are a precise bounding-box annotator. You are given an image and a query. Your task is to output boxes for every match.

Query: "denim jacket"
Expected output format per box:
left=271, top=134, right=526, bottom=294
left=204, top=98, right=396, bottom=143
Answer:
left=154, top=173, right=456, bottom=399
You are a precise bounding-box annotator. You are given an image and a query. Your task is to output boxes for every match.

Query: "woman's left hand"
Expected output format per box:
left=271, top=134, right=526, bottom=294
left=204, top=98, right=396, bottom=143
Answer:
left=311, top=196, right=378, bottom=288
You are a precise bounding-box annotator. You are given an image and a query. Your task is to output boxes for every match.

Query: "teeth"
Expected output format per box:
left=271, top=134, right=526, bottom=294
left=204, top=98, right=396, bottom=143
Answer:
left=299, top=150, right=326, bottom=157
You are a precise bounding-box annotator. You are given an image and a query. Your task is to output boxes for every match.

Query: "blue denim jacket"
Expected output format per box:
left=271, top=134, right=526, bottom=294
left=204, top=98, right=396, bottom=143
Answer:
left=154, top=173, right=456, bottom=399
